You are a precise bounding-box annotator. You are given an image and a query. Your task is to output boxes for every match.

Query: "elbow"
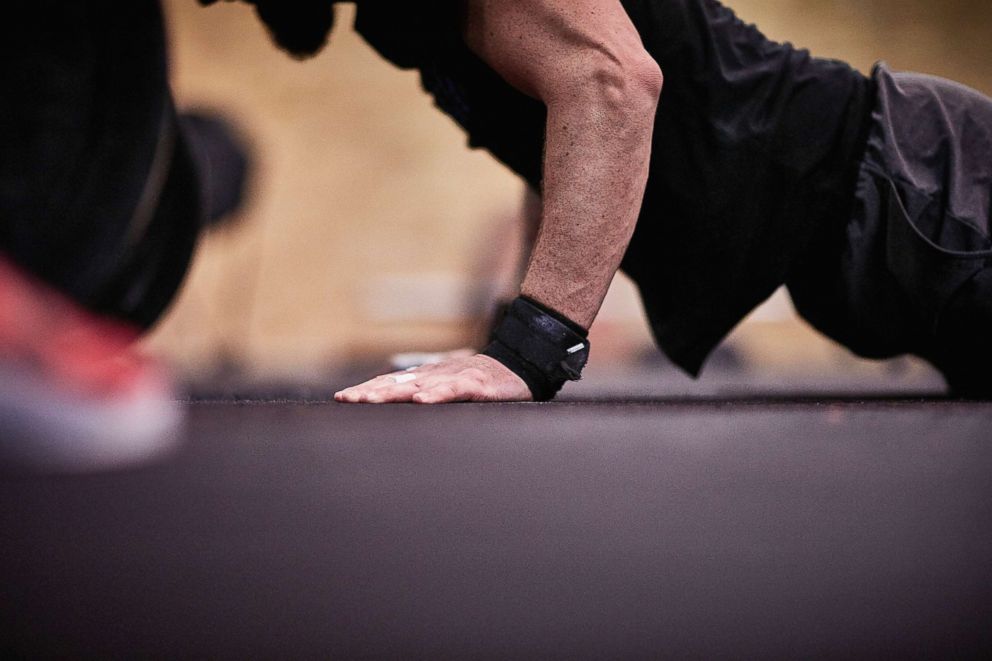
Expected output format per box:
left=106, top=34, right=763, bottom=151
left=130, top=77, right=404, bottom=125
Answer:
left=637, top=55, right=664, bottom=105
left=568, top=49, right=663, bottom=117
left=621, top=53, right=663, bottom=108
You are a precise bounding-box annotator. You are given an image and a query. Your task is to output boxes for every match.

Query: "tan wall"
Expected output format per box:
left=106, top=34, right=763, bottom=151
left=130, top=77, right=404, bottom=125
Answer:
left=146, top=0, right=992, bottom=378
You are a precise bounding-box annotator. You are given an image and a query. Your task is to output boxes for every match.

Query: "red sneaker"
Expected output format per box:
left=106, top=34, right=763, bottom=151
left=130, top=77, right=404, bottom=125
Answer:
left=0, top=258, right=182, bottom=473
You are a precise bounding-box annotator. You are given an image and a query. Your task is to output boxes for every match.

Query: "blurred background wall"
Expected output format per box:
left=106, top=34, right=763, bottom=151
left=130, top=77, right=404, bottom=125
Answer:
left=146, top=0, right=992, bottom=382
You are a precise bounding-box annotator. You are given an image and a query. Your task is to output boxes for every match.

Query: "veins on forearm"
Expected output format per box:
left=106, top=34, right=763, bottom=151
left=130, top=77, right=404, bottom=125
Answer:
left=521, top=93, right=656, bottom=327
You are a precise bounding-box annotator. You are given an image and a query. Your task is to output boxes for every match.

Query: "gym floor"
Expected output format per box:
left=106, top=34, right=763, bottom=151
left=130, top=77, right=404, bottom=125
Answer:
left=2, top=368, right=990, bottom=657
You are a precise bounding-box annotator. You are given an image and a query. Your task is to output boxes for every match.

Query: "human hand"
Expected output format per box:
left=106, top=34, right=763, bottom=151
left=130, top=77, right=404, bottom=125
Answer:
left=334, top=353, right=532, bottom=404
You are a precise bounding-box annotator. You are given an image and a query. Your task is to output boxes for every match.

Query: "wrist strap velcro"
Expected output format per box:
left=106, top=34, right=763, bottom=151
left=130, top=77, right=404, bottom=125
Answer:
left=482, top=297, right=590, bottom=401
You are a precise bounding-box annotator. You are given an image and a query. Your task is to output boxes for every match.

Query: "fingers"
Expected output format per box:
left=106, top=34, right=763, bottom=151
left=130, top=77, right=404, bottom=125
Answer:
left=334, top=367, right=439, bottom=403
left=334, top=376, right=417, bottom=403
left=335, top=367, right=485, bottom=404
left=334, top=355, right=533, bottom=404
left=412, top=381, right=480, bottom=404
left=409, top=370, right=498, bottom=404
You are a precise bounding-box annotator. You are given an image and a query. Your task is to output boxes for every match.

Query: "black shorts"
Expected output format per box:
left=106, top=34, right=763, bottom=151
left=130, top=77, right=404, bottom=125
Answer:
left=788, top=63, right=992, bottom=393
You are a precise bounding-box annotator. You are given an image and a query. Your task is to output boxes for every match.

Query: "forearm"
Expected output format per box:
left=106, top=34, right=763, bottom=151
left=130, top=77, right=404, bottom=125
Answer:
left=522, top=79, right=658, bottom=328
left=517, top=187, right=542, bottom=281
left=461, top=0, right=662, bottom=329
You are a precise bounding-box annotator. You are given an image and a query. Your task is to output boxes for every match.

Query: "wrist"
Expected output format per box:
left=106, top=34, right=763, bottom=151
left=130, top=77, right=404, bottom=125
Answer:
left=482, top=296, right=590, bottom=401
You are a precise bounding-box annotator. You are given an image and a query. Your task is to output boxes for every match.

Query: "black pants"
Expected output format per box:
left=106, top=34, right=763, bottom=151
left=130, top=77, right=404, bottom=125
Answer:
left=789, top=63, right=992, bottom=394
left=0, top=1, right=208, bottom=329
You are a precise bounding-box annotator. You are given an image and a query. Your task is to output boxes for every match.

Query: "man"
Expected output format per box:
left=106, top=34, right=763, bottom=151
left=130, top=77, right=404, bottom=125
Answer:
left=209, top=0, right=982, bottom=403
left=4, top=0, right=990, bottom=418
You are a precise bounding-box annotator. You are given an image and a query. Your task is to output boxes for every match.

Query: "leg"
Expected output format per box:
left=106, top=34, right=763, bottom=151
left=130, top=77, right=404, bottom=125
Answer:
left=930, top=269, right=992, bottom=396
left=790, top=63, right=992, bottom=393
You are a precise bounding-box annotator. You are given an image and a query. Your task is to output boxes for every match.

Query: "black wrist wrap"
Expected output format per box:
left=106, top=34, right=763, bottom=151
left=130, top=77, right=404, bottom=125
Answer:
left=482, top=297, right=590, bottom=402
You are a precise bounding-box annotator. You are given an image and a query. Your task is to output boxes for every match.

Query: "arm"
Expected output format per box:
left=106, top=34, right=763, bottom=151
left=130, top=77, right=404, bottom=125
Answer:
left=336, top=0, right=661, bottom=404
left=462, top=0, right=662, bottom=327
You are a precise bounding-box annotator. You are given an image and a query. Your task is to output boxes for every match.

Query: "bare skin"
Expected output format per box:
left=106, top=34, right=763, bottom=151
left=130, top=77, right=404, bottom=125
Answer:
left=335, top=0, right=662, bottom=404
